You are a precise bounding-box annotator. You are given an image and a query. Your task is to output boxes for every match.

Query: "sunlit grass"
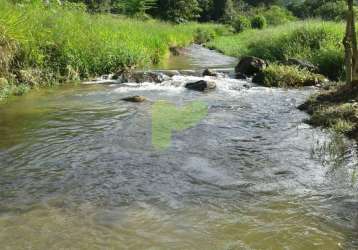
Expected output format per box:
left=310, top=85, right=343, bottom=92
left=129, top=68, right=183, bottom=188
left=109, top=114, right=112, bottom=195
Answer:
left=207, top=20, right=345, bottom=80
left=0, top=0, right=226, bottom=100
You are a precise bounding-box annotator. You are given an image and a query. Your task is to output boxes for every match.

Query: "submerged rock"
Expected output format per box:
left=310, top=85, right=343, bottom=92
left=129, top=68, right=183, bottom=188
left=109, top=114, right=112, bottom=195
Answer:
left=169, top=46, right=185, bottom=56
left=203, top=68, right=218, bottom=77
left=113, top=71, right=170, bottom=83
left=235, top=56, right=267, bottom=78
left=121, top=96, right=147, bottom=103
left=185, top=80, right=216, bottom=92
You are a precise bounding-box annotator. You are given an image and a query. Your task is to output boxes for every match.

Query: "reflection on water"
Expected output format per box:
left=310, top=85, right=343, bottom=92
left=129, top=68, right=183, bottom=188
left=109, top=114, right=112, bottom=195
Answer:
left=0, top=48, right=358, bottom=249
left=312, top=134, right=358, bottom=187
left=0, top=199, right=352, bottom=250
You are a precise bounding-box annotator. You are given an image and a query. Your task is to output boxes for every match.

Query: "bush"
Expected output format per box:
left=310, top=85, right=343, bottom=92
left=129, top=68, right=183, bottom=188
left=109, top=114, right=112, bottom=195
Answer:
left=251, top=15, right=267, bottom=30
left=256, top=64, right=325, bottom=88
left=194, top=27, right=216, bottom=44
left=232, top=15, right=251, bottom=33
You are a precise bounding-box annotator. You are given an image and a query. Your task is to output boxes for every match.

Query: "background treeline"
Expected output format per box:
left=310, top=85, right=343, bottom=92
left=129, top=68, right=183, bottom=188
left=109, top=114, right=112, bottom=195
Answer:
left=46, top=0, right=355, bottom=23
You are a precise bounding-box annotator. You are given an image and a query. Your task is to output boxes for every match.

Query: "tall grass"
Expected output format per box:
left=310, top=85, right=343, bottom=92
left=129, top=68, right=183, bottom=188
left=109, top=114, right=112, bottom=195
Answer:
left=0, top=0, right=226, bottom=100
left=207, top=20, right=345, bottom=80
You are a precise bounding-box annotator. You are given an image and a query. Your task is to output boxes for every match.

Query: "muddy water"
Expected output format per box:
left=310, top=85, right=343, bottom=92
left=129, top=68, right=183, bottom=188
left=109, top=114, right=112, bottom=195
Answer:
left=0, top=46, right=357, bottom=250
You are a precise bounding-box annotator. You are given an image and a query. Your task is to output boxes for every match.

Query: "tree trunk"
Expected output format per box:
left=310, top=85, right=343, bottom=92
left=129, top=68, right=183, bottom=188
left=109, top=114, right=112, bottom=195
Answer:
left=344, top=0, right=358, bottom=84
left=344, top=8, right=353, bottom=84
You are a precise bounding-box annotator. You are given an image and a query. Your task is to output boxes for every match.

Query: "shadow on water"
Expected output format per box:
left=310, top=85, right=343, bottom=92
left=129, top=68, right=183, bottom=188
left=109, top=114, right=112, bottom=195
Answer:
left=311, top=134, right=358, bottom=249
left=0, top=46, right=357, bottom=249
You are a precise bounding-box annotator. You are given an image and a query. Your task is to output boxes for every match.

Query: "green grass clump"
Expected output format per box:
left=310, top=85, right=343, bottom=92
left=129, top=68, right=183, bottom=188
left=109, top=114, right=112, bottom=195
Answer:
left=207, top=20, right=344, bottom=80
left=300, top=83, right=358, bottom=139
left=250, top=15, right=267, bottom=30
left=0, top=0, right=225, bottom=100
left=256, top=64, right=325, bottom=88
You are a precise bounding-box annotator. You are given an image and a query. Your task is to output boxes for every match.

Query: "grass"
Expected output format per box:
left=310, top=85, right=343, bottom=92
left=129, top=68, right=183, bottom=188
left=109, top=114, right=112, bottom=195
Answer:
left=0, top=0, right=227, bottom=100
left=299, top=83, right=358, bottom=140
left=207, top=20, right=345, bottom=81
left=254, top=64, right=325, bottom=88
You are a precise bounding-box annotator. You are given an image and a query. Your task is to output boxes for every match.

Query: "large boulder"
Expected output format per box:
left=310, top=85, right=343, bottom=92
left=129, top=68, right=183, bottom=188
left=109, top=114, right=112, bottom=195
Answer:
left=283, top=58, right=318, bottom=72
left=235, top=56, right=267, bottom=78
left=185, top=80, right=216, bottom=92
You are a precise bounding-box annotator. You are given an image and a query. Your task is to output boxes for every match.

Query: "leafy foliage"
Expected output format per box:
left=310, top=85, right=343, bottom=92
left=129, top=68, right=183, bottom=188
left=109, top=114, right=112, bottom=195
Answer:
left=287, top=0, right=348, bottom=21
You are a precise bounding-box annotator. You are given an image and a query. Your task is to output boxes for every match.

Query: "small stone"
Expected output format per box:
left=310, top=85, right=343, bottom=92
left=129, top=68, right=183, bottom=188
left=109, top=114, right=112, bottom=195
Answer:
left=121, top=96, right=146, bottom=103
left=185, top=80, right=216, bottom=92
left=203, top=69, right=218, bottom=77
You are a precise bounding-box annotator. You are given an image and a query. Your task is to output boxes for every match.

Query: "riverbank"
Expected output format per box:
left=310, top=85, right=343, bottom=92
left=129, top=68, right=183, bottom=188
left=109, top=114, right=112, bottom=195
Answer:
left=0, top=0, right=227, bottom=101
left=207, top=20, right=358, bottom=141
left=207, top=20, right=345, bottom=81
left=299, top=83, right=358, bottom=141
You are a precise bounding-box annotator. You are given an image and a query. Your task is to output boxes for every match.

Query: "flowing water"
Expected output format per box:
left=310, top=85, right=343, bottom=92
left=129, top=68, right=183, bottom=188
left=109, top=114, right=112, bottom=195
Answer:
left=0, top=45, right=358, bottom=250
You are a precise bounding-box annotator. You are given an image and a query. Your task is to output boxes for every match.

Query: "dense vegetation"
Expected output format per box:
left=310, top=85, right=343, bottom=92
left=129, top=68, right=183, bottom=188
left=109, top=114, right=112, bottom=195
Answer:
left=61, top=0, right=353, bottom=23
left=208, top=21, right=345, bottom=80
left=0, top=0, right=225, bottom=100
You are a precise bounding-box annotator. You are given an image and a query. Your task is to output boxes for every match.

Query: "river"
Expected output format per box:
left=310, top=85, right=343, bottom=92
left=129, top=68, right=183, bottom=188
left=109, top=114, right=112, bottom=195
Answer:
left=0, top=45, right=357, bottom=249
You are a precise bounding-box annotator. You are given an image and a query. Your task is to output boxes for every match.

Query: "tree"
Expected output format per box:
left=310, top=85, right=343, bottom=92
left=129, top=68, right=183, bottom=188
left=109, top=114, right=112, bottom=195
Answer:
left=117, top=0, right=156, bottom=17
left=343, top=0, right=358, bottom=84
left=154, top=0, right=201, bottom=23
left=221, top=0, right=236, bottom=23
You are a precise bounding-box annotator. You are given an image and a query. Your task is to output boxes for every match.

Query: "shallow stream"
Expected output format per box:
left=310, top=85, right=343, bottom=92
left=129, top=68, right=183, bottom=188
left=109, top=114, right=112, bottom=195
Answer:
left=0, top=45, right=357, bottom=249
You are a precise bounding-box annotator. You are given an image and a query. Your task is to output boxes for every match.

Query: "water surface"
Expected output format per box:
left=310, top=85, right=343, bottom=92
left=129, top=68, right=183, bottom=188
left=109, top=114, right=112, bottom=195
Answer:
left=0, top=46, right=357, bottom=250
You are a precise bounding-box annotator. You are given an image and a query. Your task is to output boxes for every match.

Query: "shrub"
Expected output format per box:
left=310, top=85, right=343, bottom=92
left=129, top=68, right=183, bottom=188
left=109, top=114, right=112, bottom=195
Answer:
left=232, top=15, right=251, bottom=33
left=195, top=27, right=216, bottom=44
left=251, top=15, right=267, bottom=30
left=256, top=64, right=325, bottom=88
